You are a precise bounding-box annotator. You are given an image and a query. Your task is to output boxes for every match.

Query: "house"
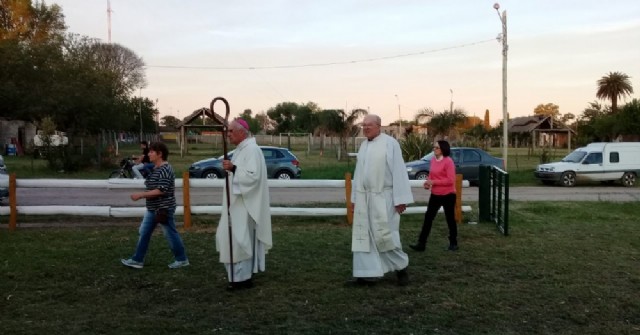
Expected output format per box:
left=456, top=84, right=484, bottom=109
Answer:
left=508, top=115, right=576, bottom=149
left=175, top=107, right=225, bottom=156
left=0, top=118, right=38, bottom=155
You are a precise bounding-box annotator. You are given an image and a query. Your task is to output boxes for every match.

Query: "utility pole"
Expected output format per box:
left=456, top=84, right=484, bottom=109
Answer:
left=494, top=3, right=509, bottom=169
left=107, top=0, right=112, bottom=43
left=395, top=94, right=402, bottom=139
left=139, top=88, right=143, bottom=141
left=450, top=89, right=454, bottom=113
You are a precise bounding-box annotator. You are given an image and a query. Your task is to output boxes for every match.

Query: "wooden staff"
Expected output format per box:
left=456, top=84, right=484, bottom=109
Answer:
left=211, top=97, right=234, bottom=284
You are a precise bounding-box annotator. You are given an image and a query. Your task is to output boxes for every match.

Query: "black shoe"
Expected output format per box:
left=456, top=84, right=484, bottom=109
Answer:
left=409, top=244, right=426, bottom=252
left=447, top=244, right=459, bottom=251
left=226, top=278, right=254, bottom=291
left=396, top=268, right=409, bottom=286
left=345, top=278, right=376, bottom=287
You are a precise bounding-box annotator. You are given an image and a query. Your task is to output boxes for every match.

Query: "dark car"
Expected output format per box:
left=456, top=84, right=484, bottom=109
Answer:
left=405, top=147, right=504, bottom=183
left=188, top=146, right=301, bottom=179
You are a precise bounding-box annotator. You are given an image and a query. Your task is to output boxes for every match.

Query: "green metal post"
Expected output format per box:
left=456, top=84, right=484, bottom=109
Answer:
left=478, top=165, right=491, bottom=221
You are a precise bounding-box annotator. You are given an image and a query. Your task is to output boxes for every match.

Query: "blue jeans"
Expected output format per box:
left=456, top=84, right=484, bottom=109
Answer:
left=131, top=209, right=187, bottom=262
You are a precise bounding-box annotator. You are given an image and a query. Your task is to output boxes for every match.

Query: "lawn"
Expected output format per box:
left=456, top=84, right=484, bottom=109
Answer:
left=1, top=201, right=639, bottom=334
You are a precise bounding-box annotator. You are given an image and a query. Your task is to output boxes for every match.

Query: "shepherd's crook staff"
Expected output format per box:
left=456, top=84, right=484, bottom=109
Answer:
left=211, top=97, right=234, bottom=284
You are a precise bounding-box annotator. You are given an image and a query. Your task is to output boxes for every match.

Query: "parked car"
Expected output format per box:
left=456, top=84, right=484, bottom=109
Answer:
left=188, top=146, right=301, bottom=179
left=405, top=147, right=504, bottom=184
left=534, top=142, right=640, bottom=187
left=0, top=155, right=8, bottom=201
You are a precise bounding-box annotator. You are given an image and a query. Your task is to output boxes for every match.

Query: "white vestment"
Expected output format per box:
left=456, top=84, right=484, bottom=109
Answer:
left=351, top=133, right=414, bottom=278
left=216, top=137, right=272, bottom=282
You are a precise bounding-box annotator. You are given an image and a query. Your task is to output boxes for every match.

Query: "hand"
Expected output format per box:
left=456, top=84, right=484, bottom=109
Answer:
left=222, top=160, right=234, bottom=171
left=395, top=204, right=407, bottom=214
left=423, top=179, right=433, bottom=190
left=130, top=193, right=143, bottom=201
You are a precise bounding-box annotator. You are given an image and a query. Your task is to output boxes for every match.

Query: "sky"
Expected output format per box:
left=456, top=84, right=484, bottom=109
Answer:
left=51, top=0, right=640, bottom=126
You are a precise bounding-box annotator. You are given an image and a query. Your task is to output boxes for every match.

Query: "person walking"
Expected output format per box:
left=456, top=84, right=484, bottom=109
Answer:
left=121, top=142, right=189, bottom=269
left=349, top=114, right=414, bottom=286
left=217, top=118, right=272, bottom=291
left=410, top=140, right=459, bottom=252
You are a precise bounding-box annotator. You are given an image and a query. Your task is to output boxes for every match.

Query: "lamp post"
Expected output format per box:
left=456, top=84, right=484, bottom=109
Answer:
left=449, top=89, right=454, bottom=113
left=395, top=94, right=402, bottom=138
left=494, top=3, right=508, bottom=169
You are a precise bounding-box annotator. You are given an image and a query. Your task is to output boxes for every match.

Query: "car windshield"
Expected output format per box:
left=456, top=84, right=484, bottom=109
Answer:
left=420, top=152, right=435, bottom=161
left=561, top=150, right=587, bottom=163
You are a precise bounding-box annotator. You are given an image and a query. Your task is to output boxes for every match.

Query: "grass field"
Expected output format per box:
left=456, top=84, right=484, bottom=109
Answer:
left=1, top=201, right=639, bottom=334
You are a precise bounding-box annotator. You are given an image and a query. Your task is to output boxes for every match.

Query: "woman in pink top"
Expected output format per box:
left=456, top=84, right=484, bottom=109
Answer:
left=410, top=140, right=458, bottom=252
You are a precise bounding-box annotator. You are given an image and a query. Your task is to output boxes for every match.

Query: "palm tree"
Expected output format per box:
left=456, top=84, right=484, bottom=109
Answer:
left=316, top=108, right=367, bottom=159
left=596, top=72, right=634, bottom=113
left=429, top=110, right=467, bottom=140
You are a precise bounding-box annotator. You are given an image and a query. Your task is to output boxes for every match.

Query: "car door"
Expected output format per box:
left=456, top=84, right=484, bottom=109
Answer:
left=458, top=149, right=482, bottom=181
left=576, top=152, right=604, bottom=181
left=260, top=148, right=277, bottom=178
left=450, top=149, right=462, bottom=176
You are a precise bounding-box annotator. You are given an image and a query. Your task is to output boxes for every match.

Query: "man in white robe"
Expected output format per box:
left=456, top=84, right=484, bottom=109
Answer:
left=350, top=114, right=414, bottom=286
left=217, top=119, right=272, bottom=291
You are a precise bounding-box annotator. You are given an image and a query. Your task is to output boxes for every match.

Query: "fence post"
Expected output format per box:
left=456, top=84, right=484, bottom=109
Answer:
left=182, top=172, right=191, bottom=229
left=9, top=173, right=17, bottom=231
left=345, top=172, right=353, bottom=225
left=478, top=165, right=491, bottom=221
left=455, top=174, right=463, bottom=224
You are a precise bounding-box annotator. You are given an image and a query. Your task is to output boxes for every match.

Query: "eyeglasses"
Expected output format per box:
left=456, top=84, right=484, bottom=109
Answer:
left=433, top=146, right=440, bottom=149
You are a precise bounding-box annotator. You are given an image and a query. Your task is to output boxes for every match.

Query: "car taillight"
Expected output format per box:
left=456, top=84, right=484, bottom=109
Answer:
left=292, top=160, right=299, bottom=166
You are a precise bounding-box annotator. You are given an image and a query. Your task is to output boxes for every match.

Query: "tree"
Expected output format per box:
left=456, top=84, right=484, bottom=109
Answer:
left=533, top=103, right=560, bottom=119
left=88, top=42, right=147, bottom=97
left=428, top=109, right=467, bottom=139
left=483, top=109, right=490, bottom=130
left=0, top=0, right=66, bottom=43
left=596, top=71, right=634, bottom=114
left=254, top=112, right=275, bottom=134
left=161, top=115, right=181, bottom=129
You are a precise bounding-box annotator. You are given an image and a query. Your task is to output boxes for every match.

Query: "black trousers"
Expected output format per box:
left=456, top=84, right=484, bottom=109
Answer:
left=417, top=193, right=457, bottom=246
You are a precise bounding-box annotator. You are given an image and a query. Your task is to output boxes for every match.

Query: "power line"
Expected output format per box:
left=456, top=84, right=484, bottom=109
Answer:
left=147, top=38, right=495, bottom=70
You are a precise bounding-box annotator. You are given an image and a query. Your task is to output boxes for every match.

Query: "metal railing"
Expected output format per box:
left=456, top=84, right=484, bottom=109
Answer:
left=478, top=165, right=509, bottom=235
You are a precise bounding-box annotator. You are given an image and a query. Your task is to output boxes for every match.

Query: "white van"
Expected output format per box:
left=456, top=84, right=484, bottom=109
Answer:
left=534, top=142, right=640, bottom=187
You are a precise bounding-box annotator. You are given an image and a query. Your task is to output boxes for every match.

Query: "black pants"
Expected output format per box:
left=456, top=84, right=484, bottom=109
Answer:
left=417, top=193, right=457, bottom=246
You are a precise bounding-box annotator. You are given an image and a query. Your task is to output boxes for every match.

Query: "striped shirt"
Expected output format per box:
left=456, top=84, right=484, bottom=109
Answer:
left=144, top=163, right=176, bottom=211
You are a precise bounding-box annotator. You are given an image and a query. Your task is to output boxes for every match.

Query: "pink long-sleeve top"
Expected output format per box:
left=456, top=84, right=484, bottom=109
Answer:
left=428, top=156, right=456, bottom=195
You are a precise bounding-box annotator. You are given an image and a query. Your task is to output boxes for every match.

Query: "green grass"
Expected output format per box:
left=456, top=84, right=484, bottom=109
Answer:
left=1, top=201, right=639, bottom=334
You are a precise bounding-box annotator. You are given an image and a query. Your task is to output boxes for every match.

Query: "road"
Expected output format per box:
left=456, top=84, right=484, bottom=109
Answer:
left=13, top=186, right=640, bottom=206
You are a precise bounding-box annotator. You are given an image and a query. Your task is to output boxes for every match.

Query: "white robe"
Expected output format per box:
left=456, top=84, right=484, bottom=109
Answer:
left=216, top=137, right=272, bottom=282
left=351, top=133, right=414, bottom=278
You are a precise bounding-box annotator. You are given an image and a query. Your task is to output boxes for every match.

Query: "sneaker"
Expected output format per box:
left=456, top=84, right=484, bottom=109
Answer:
left=447, top=244, right=459, bottom=251
left=121, top=258, right=144, bottom=269
left=409, top=244, right=426, bottom=252
left=168, top=260, right=190, bottom=269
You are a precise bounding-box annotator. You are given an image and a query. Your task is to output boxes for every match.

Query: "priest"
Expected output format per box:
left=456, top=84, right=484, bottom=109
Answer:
left=217, top=118, right=272, bottom=291
left=350, top=114, right=414, bottom=286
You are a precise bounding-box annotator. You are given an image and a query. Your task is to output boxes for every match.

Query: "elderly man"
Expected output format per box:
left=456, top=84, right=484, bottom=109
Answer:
left=350, top=114, right=414, bottom=286
left=217, top=118, right=272, bottom=291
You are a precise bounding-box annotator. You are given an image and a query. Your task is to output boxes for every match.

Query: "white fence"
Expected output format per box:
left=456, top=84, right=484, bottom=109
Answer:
left=0, top=178, right=471, bottom=219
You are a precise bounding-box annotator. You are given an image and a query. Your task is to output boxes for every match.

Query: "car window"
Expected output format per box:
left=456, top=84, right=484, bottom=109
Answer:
left=583, top=152, right=602, bottom=164
left=261, top=149, right=275, bottom=159
left=450, top=150, right=461, bottom=163
left=462, top=149, right=481, bottom=163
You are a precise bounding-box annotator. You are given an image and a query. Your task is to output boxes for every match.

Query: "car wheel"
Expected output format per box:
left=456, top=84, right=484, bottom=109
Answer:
left=561, top=171, right=576, bottom=187
left=621, top=172, right=636, bottom=187
left=415, top=171, right=429, bottom=180
left=203, top=170, right=221, bottom=179
left=276, top=171, right=293, bottom=180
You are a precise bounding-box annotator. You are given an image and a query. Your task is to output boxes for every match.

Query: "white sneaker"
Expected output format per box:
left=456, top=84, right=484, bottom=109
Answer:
left=121, top=258, right=144, bottom=269
left=168, top=260, right=190, bottom=269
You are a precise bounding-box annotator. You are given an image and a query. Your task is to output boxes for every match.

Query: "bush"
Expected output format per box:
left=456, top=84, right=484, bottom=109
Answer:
left=400, top=133, right=433, bottom=162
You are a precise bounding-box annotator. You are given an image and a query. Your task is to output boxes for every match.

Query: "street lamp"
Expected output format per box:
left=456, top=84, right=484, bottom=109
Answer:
left=395, top=94, right=402, bottom=138
left=494, top=3, right=508, bottom=169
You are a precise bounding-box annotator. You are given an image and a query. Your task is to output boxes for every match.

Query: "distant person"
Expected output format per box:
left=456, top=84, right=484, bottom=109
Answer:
left=121, top=142, right=189, bottom=269
left=349, top=114, right=414, bottom=286
left=217, top=118, right=272, bottom=291
left=410, top=140, right=458, bottom=252
left=132, top=141, right=153, bottom=179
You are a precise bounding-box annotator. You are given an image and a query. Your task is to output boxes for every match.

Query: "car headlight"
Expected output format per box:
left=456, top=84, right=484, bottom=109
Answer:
left=190, top=165, right=202, bottom=170
left=406, top=167, right=413, bottom=172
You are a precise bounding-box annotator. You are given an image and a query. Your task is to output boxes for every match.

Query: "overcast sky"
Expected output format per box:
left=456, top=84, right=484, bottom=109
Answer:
left=52, top=0, right=640, bottom=126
